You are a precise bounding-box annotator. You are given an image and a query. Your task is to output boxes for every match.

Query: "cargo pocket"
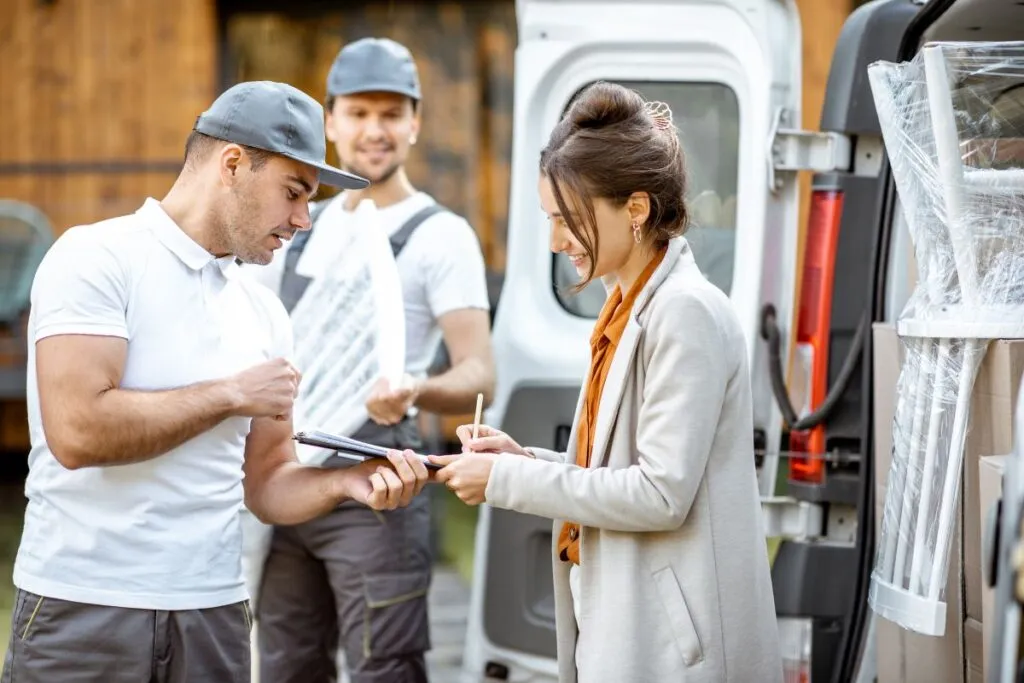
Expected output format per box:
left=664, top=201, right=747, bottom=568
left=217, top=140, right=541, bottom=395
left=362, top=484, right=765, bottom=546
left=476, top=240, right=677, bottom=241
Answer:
left=652, top=566, right=704, bottom=667
left=18, top=592, right=45, bottom=643
left=240, top=600, right=254, bottom=633
left=361, top=570, right=431, bottom=661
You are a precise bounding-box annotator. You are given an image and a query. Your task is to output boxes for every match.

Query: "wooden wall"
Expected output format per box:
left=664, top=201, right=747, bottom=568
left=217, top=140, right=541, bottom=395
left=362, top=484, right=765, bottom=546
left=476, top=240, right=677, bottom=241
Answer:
left=0, top=0, right=515, bottom=261
left=0, top=0, right=217, bottom=233
left=221, top=0, right=516, bottom=270
left=0, top=0, right=218, bottom=451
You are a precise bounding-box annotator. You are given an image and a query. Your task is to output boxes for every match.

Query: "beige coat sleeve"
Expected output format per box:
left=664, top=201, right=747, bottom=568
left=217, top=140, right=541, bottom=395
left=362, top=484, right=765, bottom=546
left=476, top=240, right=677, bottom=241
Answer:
left=524, top=447, right=568, bottom=464
left=485, top=291, right=732, bottom=532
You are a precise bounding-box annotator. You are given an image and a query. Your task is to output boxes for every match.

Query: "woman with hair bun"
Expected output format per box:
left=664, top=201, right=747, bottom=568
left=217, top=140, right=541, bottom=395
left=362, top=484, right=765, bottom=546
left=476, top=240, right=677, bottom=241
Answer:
left=431, top=81, right=783, bottom=683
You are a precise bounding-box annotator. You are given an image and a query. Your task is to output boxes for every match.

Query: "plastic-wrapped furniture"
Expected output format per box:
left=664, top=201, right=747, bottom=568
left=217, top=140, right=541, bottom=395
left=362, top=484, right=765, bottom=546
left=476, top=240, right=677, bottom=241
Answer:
left=0, top=199, right=53, bottom=399
left=867, top=42, right=1024, bottom=636
left=0, top=199, right=52, bottom=328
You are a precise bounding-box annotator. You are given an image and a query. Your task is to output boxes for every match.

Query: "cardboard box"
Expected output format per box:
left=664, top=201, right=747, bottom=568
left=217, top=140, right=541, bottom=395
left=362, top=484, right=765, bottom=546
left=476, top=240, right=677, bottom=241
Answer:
left=965, top=618, right=985, bottom=683
left=978, top=454, right=1007, bottom=669
left=964, top=348, right=1024, bottom=622
left=872, top=323, right=1024, bottom=682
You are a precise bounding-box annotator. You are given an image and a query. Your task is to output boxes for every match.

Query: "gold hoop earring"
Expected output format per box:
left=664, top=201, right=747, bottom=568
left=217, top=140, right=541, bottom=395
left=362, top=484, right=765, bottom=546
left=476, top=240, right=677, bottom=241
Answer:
left=631, top=221, right=642, bottom=244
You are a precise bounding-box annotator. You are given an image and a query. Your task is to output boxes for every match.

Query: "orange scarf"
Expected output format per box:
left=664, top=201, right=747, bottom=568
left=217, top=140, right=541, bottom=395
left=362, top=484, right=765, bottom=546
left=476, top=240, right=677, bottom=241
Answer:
left=557, top=247, right=666, bottom=565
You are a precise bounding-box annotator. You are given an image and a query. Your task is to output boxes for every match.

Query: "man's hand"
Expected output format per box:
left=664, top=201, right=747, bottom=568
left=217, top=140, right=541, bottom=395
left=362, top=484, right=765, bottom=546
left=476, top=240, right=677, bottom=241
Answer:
left=228, top=358, right=301, bottom=420
left=365, top=375, right=420, bottom=426
left=428, top=452, right=497, bottom=506
left=340, top=449, right=432, bottom=510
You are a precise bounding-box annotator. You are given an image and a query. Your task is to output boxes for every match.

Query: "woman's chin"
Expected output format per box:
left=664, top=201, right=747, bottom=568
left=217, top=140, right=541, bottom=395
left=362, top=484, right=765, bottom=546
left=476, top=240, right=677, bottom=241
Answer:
left=573, top=260, right=595, bottom=277
left=578, top=265, right=610, bottom=282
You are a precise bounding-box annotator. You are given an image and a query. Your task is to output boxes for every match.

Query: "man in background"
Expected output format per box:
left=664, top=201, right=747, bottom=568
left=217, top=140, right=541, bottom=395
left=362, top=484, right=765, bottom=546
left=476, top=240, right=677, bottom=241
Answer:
left=253, top=39, right=495, bottom=683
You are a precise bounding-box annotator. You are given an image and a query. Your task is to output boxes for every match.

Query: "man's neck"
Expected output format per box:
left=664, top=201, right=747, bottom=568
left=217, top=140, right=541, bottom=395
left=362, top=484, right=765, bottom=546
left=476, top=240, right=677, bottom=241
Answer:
left=342, top=168, right=416, bottom=211
left=159, top=177, right=224, bottom=255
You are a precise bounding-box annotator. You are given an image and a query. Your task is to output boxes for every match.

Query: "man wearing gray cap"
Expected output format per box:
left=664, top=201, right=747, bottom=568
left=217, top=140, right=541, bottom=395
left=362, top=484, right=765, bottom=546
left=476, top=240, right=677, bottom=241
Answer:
left=0, top=80, right=431, bottom=683
left=253, top=38, right=494, bottom=683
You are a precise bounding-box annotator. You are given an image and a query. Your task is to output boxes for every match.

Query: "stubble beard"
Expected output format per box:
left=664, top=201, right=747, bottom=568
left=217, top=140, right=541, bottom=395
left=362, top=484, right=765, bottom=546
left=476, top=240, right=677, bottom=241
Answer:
left=346, top=159, right=403, bottom=186
left=224, top=189, right=270, bottom=265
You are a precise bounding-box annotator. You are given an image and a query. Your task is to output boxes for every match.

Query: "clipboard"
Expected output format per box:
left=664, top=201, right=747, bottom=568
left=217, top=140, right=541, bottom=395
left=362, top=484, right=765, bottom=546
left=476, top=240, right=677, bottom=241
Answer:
left=293, top=430, right=443, bottom=471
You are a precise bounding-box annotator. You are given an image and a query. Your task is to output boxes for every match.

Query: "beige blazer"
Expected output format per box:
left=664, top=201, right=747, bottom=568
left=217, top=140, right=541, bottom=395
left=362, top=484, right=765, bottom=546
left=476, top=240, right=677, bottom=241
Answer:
left=486, top=237, right=783, bottom=683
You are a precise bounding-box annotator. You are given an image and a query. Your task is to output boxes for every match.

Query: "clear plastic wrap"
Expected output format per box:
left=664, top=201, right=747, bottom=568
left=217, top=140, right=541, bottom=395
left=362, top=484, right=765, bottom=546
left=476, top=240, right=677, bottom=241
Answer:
left=867, top=42, right=1024, bottom=636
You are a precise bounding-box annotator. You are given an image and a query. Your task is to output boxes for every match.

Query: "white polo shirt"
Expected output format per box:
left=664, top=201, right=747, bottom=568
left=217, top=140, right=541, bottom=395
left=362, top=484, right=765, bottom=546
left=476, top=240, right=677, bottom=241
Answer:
left=13, top=197, right=292, bottom=611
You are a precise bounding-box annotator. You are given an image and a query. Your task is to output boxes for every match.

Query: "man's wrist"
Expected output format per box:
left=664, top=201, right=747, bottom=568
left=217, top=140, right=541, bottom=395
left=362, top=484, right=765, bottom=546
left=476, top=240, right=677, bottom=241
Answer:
left=209, top=376, right=244, bottom=417
left=329, top=468, right=355, bottom=503
left=408, top=375, right=425, bottom=408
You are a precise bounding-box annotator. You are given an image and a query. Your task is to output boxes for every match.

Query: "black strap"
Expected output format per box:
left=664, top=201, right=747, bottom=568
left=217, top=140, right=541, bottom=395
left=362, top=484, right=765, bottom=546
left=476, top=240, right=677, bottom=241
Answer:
left=389, top=204, right=446, bottom=257
left=308, top=197, right=332, bottom=229
left=278, top=197, right=448, bottom=314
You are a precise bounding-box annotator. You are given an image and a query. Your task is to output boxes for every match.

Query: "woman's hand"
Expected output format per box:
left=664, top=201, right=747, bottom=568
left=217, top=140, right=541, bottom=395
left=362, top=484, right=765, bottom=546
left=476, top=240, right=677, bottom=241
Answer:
left=455, top=423, right=529, bottom=457
left=428, top=452, right=497, bottom=506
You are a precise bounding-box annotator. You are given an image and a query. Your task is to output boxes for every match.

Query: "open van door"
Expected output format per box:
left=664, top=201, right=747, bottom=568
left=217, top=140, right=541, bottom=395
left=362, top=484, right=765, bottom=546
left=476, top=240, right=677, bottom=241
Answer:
left=462, top=0, right=805, bottom=680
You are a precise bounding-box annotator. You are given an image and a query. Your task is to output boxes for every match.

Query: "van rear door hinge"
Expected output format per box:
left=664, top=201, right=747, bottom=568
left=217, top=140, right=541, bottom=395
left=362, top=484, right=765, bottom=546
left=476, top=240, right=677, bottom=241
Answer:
left=768, top=108, right=853, bottom=192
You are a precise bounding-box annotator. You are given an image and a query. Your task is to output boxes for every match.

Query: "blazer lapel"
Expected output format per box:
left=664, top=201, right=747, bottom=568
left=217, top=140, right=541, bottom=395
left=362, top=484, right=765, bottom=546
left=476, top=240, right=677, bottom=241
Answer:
left=588, top=317, right=642, bottom=469
left=585, top=238, right=688, bottom=469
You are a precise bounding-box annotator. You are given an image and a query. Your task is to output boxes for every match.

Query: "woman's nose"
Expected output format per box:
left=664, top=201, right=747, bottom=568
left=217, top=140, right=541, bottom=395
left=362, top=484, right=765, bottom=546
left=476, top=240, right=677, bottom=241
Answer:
left=549, top=227, right=567, bottom=254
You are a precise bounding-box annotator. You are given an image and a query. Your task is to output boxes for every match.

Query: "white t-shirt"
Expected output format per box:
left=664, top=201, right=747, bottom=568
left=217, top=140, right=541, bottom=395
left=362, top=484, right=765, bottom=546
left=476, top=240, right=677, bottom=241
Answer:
left=13, top=198, right=292, bottom=611
left=253, top=191, right=490, bottom=380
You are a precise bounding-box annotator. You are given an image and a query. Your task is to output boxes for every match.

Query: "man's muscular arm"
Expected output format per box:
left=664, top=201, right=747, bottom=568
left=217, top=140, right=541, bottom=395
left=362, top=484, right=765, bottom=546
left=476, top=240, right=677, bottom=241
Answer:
left=414, top=308, right=495, bottom=413
left=37, top=334, right=297, bottom=470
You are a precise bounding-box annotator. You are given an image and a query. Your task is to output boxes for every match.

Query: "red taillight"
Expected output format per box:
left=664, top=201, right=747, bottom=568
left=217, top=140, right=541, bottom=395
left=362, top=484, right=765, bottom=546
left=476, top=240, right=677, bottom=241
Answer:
left=789, top=189, right=844, bottom=485
left=779, top=617, right=814, bottom=683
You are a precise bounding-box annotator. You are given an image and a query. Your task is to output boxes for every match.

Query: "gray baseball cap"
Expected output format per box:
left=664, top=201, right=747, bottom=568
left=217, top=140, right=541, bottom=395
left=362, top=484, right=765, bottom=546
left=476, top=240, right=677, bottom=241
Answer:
left=193, top=81, right=369, bottom=190
left=326, top=38, right=421, bottom=101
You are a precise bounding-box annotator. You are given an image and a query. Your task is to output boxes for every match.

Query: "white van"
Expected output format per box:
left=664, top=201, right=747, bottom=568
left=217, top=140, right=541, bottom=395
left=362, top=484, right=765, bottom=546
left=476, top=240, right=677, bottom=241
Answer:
left=463, top=0, right=1024, bottom=681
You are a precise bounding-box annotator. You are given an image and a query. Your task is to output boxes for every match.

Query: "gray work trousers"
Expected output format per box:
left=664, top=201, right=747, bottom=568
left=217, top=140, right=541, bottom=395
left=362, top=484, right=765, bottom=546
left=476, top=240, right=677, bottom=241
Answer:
left=256, top=417, right=433, bottom=683
left=1, top=588, right=252, bottom=683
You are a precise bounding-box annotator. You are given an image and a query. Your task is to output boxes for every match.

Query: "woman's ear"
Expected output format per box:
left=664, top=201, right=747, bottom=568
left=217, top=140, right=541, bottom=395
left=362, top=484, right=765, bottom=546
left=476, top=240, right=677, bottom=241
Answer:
left=627, top=192, right=651, bottom=227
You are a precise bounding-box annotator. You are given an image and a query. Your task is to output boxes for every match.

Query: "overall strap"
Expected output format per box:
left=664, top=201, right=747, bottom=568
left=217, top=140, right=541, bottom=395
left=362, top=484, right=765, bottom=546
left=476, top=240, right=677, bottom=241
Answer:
left=279, top=199, right=450, bottom=314
left=389, top=203, right=447, bottom=258
left=278, top=197, right=335, bottom=314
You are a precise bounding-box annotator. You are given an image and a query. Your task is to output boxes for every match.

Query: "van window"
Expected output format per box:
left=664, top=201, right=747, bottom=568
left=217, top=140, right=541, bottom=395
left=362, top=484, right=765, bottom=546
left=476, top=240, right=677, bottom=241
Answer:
left=553, top=80, right=741, bottom=317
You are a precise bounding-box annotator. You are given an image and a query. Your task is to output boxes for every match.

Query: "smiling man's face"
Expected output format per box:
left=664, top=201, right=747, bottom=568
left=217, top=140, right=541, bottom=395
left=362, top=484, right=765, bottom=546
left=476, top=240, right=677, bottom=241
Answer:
left=325, top=91, right=419, bottom=185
